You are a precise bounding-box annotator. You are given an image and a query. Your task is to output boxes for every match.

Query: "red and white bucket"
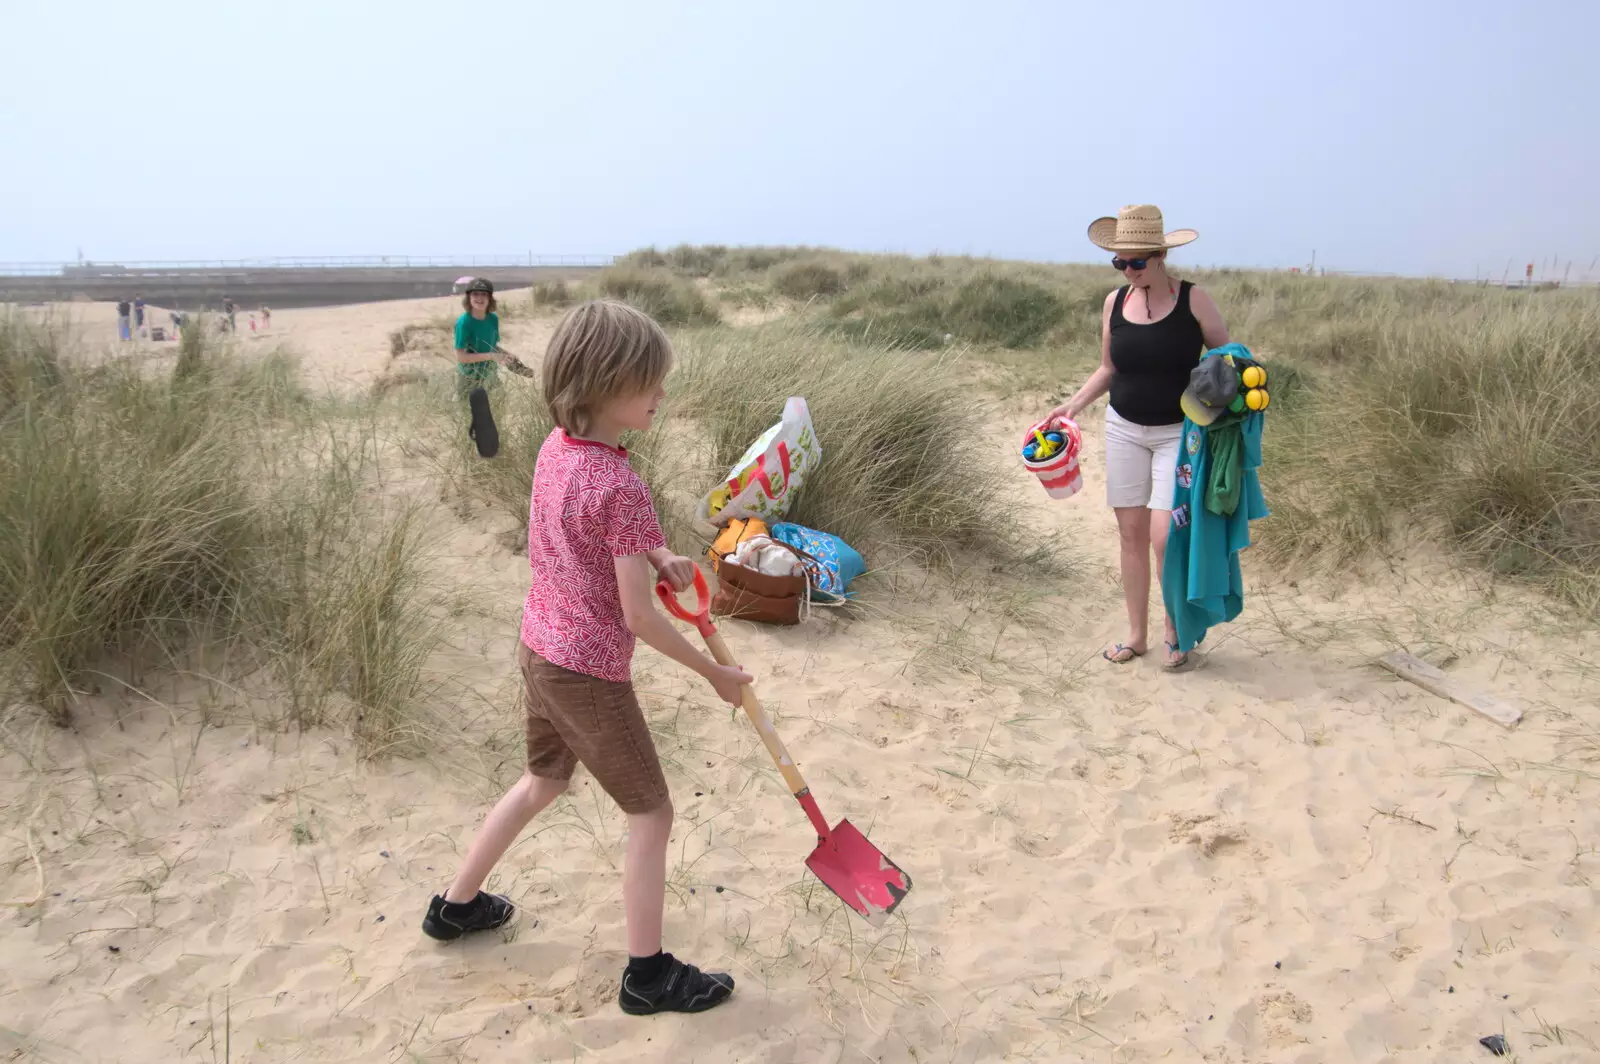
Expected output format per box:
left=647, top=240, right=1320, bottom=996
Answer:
left=1021, top=415, right=1084, bottom=499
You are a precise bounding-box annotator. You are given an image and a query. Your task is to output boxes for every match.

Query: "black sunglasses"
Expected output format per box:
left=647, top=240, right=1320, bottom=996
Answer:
left=1111, top=255, right=1156, bottom=271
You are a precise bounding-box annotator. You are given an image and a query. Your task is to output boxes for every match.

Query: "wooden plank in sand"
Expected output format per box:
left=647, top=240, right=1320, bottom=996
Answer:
left=1377, top=651, right=1522, bottom=729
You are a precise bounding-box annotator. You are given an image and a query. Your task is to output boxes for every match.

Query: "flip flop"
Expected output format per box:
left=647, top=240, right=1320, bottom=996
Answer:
left=1103, top=643, right=1145, bottom=665
left=1164, top=641, right=1190, bottom=669
left=468, top=386, right=499, bottom=459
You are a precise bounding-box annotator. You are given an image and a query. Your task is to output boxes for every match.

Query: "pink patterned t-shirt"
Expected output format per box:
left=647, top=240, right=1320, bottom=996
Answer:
left=520, top=430, right=666, bottom=682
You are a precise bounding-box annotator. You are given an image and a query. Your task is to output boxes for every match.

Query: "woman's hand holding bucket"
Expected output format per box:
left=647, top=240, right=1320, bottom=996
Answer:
left=1022, top=414, right=1084, bottom=499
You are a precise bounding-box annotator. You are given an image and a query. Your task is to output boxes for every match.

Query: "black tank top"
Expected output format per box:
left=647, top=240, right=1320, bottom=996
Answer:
left=1108, top=280, right=1205, bottom=426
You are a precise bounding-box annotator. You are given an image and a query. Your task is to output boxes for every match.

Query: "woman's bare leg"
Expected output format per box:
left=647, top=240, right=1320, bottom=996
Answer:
left=1109, top=506, right=1153, bottom=660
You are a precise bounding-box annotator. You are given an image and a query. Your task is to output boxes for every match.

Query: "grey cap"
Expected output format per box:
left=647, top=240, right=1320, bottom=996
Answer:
left=1179, top=355, right=1240, bottom=426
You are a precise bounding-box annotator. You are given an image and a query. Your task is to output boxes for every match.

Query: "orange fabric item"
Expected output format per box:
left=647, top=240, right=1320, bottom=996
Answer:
left=707, top=517, right=770, bottom=572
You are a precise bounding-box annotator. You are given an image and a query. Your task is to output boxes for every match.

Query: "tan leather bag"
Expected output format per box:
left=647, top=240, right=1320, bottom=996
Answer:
left=711, top=541, right=810, bottom=626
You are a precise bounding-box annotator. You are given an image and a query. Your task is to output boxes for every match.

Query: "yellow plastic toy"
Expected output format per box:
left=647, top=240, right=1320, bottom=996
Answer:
left=1241, top=365, right=1267, bottom=389
left=1029, top=429, right=1060, bottom=460
left=1245, top=388, right=1270, bottom=411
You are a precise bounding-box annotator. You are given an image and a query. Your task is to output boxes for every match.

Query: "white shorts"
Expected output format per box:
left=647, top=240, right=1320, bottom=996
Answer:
left=1104, top=407, right=1183, bottom=510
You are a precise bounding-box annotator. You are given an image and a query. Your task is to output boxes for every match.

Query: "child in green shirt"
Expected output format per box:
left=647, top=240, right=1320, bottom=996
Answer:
left=455, top=277, right=532, bottom=457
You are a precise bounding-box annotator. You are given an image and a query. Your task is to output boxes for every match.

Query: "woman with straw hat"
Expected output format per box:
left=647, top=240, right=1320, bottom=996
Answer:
left=1048, top=205, right=1230, bottom=668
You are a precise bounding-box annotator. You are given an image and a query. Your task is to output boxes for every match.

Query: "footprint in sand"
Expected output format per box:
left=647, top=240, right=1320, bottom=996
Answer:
left=1168, top=813, right=1249, bottom=857
left=1258, top=989, right=1314, bottom=1048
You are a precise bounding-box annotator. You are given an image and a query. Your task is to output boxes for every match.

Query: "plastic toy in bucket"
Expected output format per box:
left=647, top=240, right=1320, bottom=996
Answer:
left=1021, top=415, right=1083, bottom=499
left=1023, top=429, right=1065, bottom=462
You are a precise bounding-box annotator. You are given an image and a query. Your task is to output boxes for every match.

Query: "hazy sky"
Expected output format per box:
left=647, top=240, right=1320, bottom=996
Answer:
left=3, top=0, right=1596, bottom=279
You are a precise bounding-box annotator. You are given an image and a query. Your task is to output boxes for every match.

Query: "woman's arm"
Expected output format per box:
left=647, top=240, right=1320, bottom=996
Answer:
left=1049, top=289, right=1118, bottom=421
left=1190, top=286, right=1230, bottom=349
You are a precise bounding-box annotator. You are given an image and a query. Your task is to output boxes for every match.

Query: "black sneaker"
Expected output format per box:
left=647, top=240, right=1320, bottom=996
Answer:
left=618, top=954, right=735, bottom=1015
left=468, top=386, right=499, bottom=458
left=421, top=891, right=515, bottom=941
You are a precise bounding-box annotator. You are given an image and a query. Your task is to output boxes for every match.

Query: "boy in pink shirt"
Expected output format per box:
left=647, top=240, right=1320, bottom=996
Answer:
left=421, top=300, right=751, bottom=1015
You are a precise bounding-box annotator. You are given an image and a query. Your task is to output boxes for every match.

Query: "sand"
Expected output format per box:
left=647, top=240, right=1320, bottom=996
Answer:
left=3, top=299, right=1598, bottom=1063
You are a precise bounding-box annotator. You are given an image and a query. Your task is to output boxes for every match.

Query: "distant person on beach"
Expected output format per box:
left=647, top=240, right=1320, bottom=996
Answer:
left=422, top=300, right=745, bottom=1016
left=453, top=277, right=534, bottom=458
left=259, top=305, right=271, bottom=330
left=222, top=295, right=236, bottom=333
left=133, top=295, right=146, bottom=337
left=116, top=298, right=132, bottom=341
left=1048, top=205, right=1229, bottom=669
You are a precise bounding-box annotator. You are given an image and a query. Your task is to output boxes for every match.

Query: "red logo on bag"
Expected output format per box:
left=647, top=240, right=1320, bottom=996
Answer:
left=733, top=441, right=793, bottom=500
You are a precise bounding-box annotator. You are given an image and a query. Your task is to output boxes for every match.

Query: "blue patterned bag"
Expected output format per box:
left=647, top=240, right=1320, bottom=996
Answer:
left=769, top=523, right=865, bottom=603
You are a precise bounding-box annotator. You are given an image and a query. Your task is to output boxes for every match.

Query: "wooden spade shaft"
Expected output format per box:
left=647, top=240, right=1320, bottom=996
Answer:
left=701, top=630, right=831, bottom=839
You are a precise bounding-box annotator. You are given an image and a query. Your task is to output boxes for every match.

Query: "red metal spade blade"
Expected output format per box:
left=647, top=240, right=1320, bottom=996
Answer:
left=805, top=819, right=911, bottom=927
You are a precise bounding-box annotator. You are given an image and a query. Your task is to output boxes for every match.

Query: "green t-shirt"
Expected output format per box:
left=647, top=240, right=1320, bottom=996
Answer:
left=455, top=312, right=499, bottom=356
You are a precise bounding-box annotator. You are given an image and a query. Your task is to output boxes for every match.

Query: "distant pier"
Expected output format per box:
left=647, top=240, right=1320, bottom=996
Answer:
left=0, top=255, right=612, bottom=310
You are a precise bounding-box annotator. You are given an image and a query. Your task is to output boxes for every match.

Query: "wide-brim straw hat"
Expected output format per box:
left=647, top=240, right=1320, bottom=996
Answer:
left=1088, top=204, right=1198, bottom=253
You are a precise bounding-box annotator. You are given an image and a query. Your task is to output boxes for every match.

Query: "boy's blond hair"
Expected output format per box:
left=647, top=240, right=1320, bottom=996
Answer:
left=542, top=300, right=673, bottom=435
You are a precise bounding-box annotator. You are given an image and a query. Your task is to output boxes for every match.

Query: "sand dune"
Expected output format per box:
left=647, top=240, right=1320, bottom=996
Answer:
left=2, top=299, right=1597, bottom=1063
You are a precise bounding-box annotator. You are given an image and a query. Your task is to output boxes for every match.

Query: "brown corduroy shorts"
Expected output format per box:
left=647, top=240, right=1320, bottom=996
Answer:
left=519, top=643, right=669, bottom=815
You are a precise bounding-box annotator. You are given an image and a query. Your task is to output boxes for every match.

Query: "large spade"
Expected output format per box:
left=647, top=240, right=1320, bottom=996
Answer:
left=657, top=569, right=911, bottom=926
